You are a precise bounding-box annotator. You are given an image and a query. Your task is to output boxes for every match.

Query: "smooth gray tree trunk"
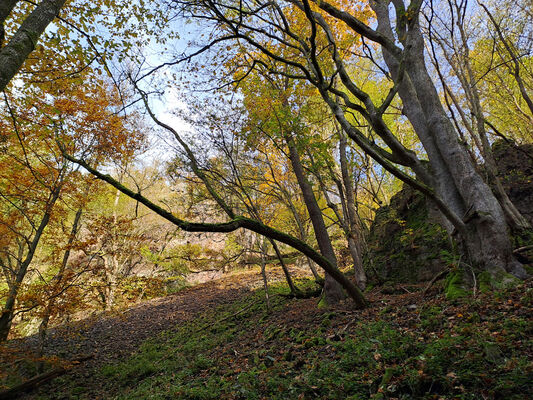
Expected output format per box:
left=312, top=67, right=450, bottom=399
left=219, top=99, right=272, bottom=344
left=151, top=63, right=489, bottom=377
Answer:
left=370, top=0, right=526, bottom=279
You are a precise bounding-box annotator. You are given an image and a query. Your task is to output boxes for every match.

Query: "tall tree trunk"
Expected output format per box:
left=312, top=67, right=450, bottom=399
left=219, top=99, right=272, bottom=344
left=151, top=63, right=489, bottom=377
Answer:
left=259, top=236, right=271, bottom=312
left=278, top=183, right=322, bottom=282
left=338, top=130, right=367, bottom=289
left=370, top=0, right=527, bottom=279
left=285, top=135, right=346, bottom=304
left=103, top=187, right=122, bottom=310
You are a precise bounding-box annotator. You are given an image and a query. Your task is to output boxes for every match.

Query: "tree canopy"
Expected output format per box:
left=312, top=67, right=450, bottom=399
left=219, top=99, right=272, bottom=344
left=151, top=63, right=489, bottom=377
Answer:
left=0, top=0, right=531, bottom=344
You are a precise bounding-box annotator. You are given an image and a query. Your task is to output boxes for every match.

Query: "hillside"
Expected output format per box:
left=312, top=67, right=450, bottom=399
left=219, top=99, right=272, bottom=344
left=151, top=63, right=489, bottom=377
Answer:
left=1, top=268, right=531, bottom=399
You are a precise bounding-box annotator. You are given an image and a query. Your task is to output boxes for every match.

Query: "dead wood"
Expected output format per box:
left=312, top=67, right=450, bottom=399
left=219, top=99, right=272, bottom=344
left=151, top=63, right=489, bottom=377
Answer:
left=0, top=354, right=93, bottom=399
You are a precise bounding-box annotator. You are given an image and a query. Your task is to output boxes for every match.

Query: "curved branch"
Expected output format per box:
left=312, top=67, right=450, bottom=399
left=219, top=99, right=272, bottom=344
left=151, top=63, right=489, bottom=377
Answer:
left=61, top=151, right=367, bottom=308
left=308, top=0, right=402, bottom=58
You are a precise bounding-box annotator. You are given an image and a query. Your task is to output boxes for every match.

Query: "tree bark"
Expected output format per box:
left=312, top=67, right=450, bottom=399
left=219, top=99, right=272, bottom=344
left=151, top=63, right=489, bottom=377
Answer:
left=369, top=0, right=527, bottom=279
left=285, top=135, right=346, bottom=304
left=338, top=131, right=366, bottom=289
left=0, top=0, right=67, bottom=91
left=259, top=236, right=271, bottom=312
left=0, top=0, right=19, bottom=47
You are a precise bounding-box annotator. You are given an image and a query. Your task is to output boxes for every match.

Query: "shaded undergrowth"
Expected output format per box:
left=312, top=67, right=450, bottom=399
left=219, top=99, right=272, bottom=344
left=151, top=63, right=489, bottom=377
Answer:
left=31, top=278, right=532, bottom=400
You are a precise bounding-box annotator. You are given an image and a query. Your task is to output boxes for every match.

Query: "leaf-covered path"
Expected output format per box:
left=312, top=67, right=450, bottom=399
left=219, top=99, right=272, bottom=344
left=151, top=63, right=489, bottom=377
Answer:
left=3, top=270, right=532, bottom=399
left=10, top=269, right=287, bottom=399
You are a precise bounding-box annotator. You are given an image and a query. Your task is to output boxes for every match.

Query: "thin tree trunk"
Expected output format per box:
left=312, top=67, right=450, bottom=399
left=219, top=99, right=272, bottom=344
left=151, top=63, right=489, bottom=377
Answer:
left=38, top=206, right=83, bottom=355
left=285, top=134, right=346, bottom=305
left=104, top=187, right=122, bottom=310
left=268, top=239, right=299, bottom=294
left=259, top=237, right=270, bottom=312
left=0, top=185, right=61, bottom=341
left=338, top=130, right=367, bottom=289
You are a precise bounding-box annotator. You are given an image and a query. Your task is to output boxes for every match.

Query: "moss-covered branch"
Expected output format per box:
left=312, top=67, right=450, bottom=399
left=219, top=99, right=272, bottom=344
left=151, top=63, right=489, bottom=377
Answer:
left=62, top=152, right=367, bottom=308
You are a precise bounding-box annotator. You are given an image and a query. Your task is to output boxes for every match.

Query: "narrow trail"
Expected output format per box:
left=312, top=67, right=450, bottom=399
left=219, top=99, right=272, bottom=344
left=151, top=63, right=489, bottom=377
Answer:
left=16, top=269, right=293, bottom=399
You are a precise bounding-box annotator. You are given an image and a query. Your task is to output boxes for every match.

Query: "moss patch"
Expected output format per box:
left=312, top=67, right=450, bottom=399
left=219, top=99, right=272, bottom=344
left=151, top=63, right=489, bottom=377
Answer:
left=367, top=185, right=451, bottom=284
left=444, top=270, right=469, bottom=300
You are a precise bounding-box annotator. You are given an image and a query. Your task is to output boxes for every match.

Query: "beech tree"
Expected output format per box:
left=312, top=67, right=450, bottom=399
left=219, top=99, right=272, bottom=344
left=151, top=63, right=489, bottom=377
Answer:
left=155, top=0, right=529, bottom=281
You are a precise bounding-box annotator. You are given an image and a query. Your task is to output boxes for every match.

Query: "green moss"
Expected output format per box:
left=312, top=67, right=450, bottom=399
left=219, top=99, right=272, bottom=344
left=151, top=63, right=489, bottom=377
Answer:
left=479, top=269, right=520, bottom=294
left=381, top=367, right=395, bottom=385
left=317, top=295, right=328, bottom=309
left=444, top=270, right=469, bottom=300
left=17, top=277, right=531, bottom=400
left=478, top=271, right=492, bottom=293
left=366, top=186, right=451, bottom=283
left=490, top=270, right=520, bottom=289
left=512, top=228, right=533, bottom=248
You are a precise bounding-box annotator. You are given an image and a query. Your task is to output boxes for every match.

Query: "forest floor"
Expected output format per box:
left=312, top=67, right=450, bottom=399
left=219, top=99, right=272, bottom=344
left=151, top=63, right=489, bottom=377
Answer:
left=1, top=267, right=532, bottom=399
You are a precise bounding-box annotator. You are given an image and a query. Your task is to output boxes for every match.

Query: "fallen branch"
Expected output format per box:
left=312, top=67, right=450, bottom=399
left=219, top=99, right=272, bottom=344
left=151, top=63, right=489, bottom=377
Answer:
left=399, top=285, right=413, bottom=294
left=423, top=269, right=449, bottom=295
left=0, top=354, right=93, bottom=399
left=513, top=245, right=533, bottom=254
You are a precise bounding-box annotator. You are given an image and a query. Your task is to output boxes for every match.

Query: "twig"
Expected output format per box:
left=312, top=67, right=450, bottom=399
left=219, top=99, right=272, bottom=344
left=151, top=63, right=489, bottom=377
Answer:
left=400, top=285, right=413, bottom=294
left=423, top=269, right=449, bottom=295
left=513, top=245, right=533, bottom=254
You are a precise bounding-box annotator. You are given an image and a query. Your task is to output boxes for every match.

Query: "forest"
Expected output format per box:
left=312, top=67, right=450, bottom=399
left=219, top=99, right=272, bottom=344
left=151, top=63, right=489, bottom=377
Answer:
left=0, top=0, right=531, bottom=398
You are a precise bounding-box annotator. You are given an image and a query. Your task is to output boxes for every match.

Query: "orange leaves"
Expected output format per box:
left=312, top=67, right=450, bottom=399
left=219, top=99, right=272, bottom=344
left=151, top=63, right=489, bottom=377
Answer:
left=45, top=76, right=145, bottom=164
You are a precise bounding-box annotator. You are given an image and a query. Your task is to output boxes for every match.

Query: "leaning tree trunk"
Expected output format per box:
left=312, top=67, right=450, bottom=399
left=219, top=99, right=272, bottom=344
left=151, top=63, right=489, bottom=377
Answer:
left=286, top=135, right=346, bottom=304
left=0, top=186, right=61, bottom=341
left=370, top=1, right=527, bottom=279
left=0, top=0, right=67, bottom=91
